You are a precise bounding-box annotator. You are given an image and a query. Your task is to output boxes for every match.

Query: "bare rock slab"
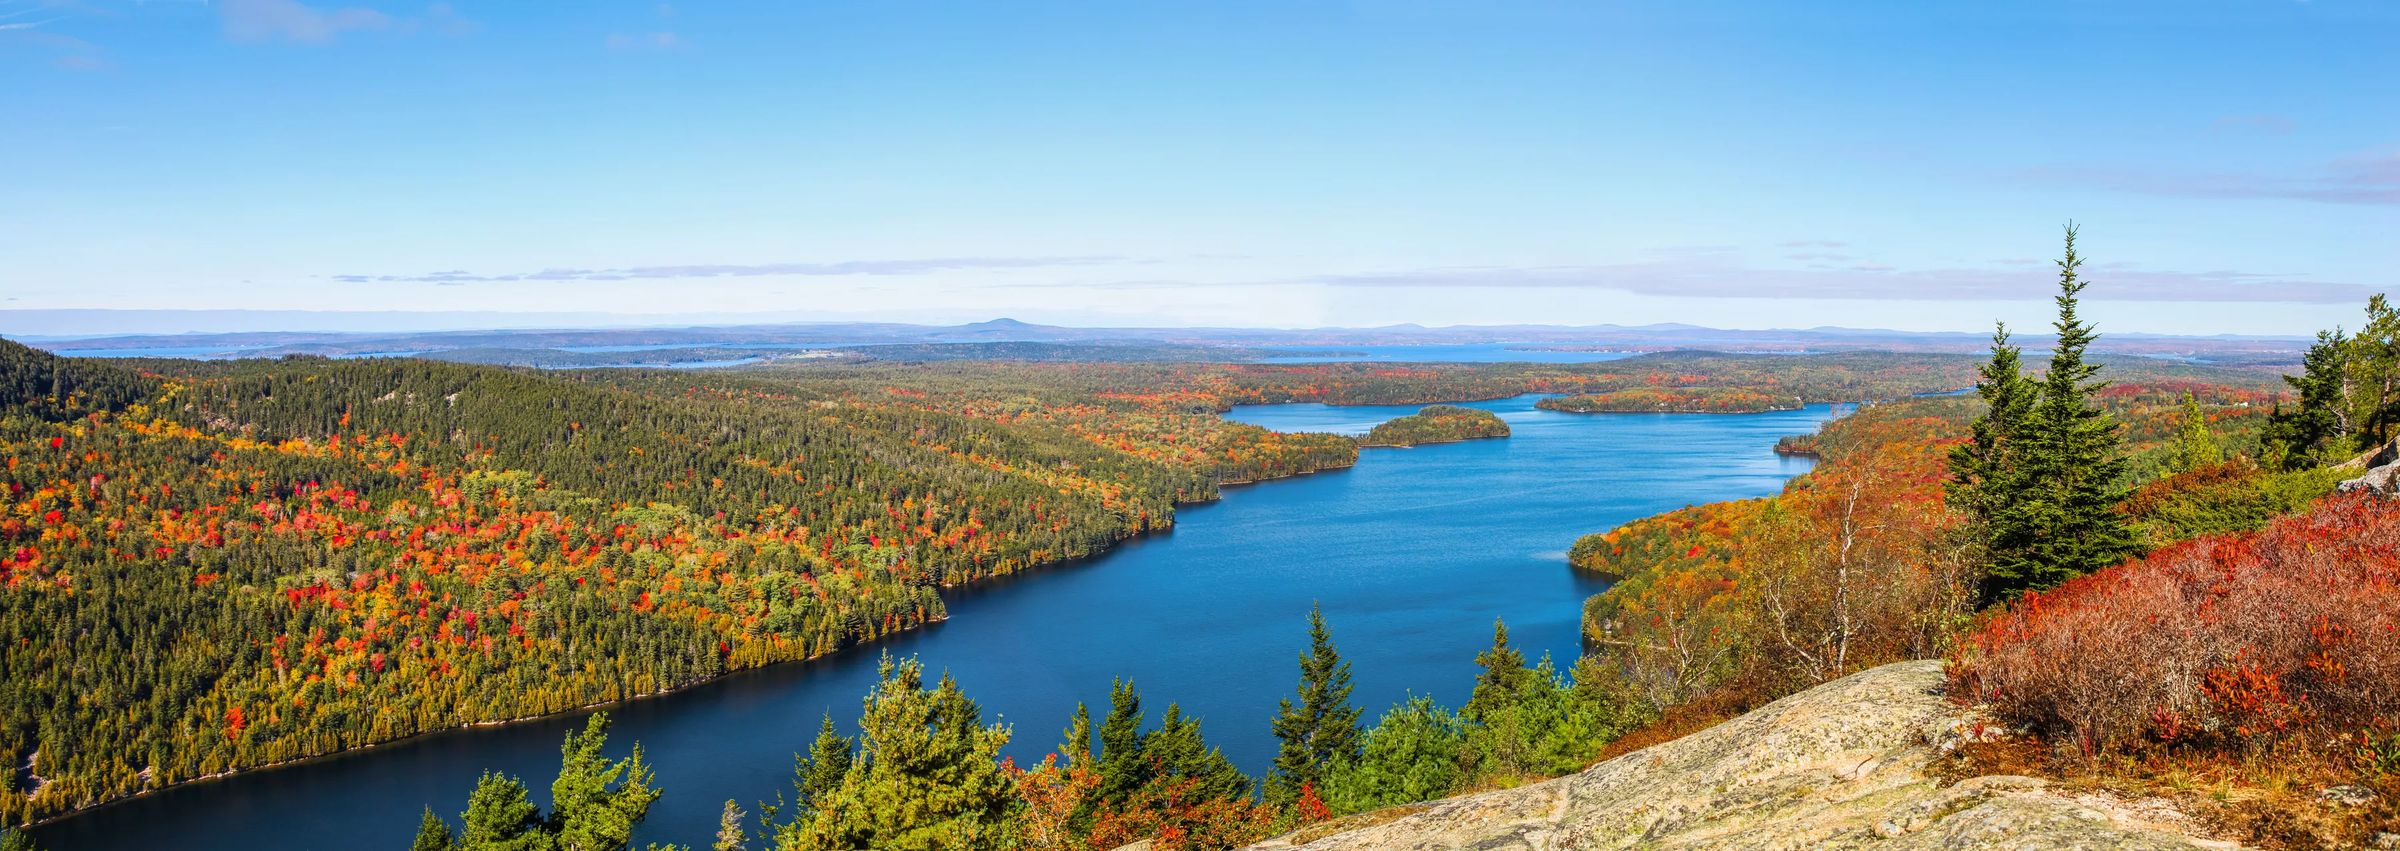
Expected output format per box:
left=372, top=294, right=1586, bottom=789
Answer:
left=1249, top=660, right=2235, bottom=851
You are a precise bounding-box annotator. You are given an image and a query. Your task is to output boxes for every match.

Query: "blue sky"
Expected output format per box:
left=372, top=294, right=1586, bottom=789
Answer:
left=3, top=0, right=2395, bottom=335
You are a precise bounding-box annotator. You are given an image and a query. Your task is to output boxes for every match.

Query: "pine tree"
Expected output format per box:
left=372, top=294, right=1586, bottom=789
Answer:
left=2349, top=294, right=2400, bottom=446
left=1566, top=655, right=1652, bottom=744
left=795, top=713, right=853, bottom=815
left=1987, top=224, right=2138, bottom=598
left=549, top=713, right=661, bottom=851
left=1318, top=697, right=1466, bottom=817
left=424, top=716, right=662, bottom=851
left=459, top=771, right=544, bottom=851
left=2265, top=329, right=2353, bottom=469
left=1268, top=603, right=1363, bottom=805
left=1144, top=703, right=1251, bottom=802
left=1094, top=678, right=1148, bottom=807
left=1947, top=322, right=2038, bottom=535
left=2170, top=393, right=2221, bottom=472
left=779, top=655, right=1015, bottom=851
left=1462, top=620, right=1530, bottom=724
left=411, top=807, right=457, bottom=851
left=1058, top=701, right=1094, bottom=770
left=0, top=828, right=33, bottom=851
left=715, top=800, right=748, bottom=851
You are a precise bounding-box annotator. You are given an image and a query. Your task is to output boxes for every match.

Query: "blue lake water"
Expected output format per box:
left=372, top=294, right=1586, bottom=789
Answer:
left=33, top=396, right=1827, bottom=850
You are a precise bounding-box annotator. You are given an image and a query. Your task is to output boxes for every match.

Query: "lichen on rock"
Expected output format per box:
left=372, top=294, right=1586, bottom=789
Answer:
left=1247, top=661, right=2236, bottom=850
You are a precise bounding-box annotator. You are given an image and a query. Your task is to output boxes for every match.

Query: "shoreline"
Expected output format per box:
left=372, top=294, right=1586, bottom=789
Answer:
left=22, top=453, right=1361, bottom=830
left=1538, top=404, right=1805, bottom=415
left=1353, top=433, right=1509, bottom=449
left=29, top=392, right=1817, bottom=829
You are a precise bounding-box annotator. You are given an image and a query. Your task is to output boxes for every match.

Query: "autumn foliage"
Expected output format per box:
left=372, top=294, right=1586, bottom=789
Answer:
left=1952, top=494, right=2400, bottom=757
left=1575, top=403, right=1973, bottom=710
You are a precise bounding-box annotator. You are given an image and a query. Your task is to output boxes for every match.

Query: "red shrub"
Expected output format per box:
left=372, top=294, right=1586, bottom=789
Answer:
left=1953, top=494, right=2400, bottom=755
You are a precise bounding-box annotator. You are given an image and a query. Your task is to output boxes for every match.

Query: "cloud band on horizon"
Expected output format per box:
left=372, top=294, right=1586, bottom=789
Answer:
left=332, top=255, right=1133, bottom=284
left=1300, top=260, right=2381, bottom=303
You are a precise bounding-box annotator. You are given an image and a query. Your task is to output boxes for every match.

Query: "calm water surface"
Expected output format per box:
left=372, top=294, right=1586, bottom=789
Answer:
left=36, top=396, right=1826, bottom=850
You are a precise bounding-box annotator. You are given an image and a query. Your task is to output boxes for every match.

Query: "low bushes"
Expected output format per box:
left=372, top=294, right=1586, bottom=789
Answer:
left=1953, top=494, right=2400, bottom=757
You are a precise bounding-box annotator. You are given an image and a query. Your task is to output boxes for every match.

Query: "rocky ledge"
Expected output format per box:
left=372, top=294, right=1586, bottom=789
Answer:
left=1248, top=660, right=2236, bottom=850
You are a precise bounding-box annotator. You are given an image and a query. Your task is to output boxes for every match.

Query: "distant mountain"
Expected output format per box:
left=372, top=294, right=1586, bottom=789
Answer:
left=9, top=314, right=2312, bottom=366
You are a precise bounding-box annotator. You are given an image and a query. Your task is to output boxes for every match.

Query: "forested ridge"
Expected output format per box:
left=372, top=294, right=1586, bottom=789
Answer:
left=3, top=318, right=2342, bottom=845
left=0, top=344, right=1357, bottom=826
left=0, top=343, right=1992, bottom=828
left=1538, top=387, right=1800, bottom=414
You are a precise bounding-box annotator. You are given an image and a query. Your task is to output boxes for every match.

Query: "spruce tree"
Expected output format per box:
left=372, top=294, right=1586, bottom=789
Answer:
left=1462, top=620, right=1530, bottom=724
left=411, top=807, right=457, bottom=851
left=2350, top=294, right=2400, bottom=445
left=795, top=713, right=853, bottom=815
left=1948, top=322, right=2037, bottom=533
left=422, top=716, right=661, bottom=851
left=2170, top=393, right=2221, bottom=472
left=1145, top=704, right=1251, bottom=802
left=458, top=771, right=544, bottom=851
left=1318, top=697, right=1466, bottom=817
left=2264, top=329, right=2352, bottom=468
left=780, top=655, right=1015, bottom=851
left=1268, top=603, right=1363, bottom=805
left=548, top=713, right=661, bottom=851
left=1094, top=678, right=1148, bottom=806
left=1058, top=701, right=1094, bottom=769
left=1990, top=225, right=2138, bottom=597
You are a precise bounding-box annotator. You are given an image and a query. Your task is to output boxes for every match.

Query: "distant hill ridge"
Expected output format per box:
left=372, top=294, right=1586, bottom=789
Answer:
left=10, top=314, right=2310, bottom=364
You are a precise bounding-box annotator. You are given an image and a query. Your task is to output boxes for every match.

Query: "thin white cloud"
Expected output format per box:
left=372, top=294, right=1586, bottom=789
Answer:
left=333, top=255, right=1133, bottom=284
left=1304, top=258, right=2381, bottom=303
left=607, top=30, right=683, bottom=49
left=213, top=0, right=474, bottom=44
left=2209, top=113, right=2296, bottom=135
left=2, top=23, right=108, bottom=69
left=219, top=0, right=391, bottom=43
left=2026, top=147, right=2400, bottom=206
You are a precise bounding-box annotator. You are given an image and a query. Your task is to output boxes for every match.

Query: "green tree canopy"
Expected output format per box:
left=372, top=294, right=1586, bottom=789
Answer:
left=1268, top=603, right=1363, bottom=804
left=774, top=655, right=1015, bottom=851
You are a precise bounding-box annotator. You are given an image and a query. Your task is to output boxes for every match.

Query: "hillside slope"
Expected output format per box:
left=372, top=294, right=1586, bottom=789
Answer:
left=1251, top=661, right=2233, bottom=850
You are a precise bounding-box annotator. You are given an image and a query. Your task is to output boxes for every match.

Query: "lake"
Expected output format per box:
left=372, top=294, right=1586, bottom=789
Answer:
left=32, top=396, right=1828, bottom=849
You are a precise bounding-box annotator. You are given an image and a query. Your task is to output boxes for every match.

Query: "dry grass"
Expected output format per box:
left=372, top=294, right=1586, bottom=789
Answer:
left=1954, top=495, right=2400, bottom=757
left=1938, top=735, right=2396, bottom=850
left=1281, top=803, right=1434, bottom=845
left=1584, top=683, right=1763, bottom=765
left=1942, top=495, right=2400, bottom=849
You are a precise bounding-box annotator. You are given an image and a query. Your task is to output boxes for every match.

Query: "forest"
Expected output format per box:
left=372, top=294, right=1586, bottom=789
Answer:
left=1354, top=405, right=1510, bottom=447
left=5, top=264, right=2392, bottom=847
left=1537, top=387, right=1800, bottom=414
left=390, top=267, right=2397, bottom=851
left=1560, top=247, right=2399, bottom=847
left=0, top=342, right=2036, bottom=829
